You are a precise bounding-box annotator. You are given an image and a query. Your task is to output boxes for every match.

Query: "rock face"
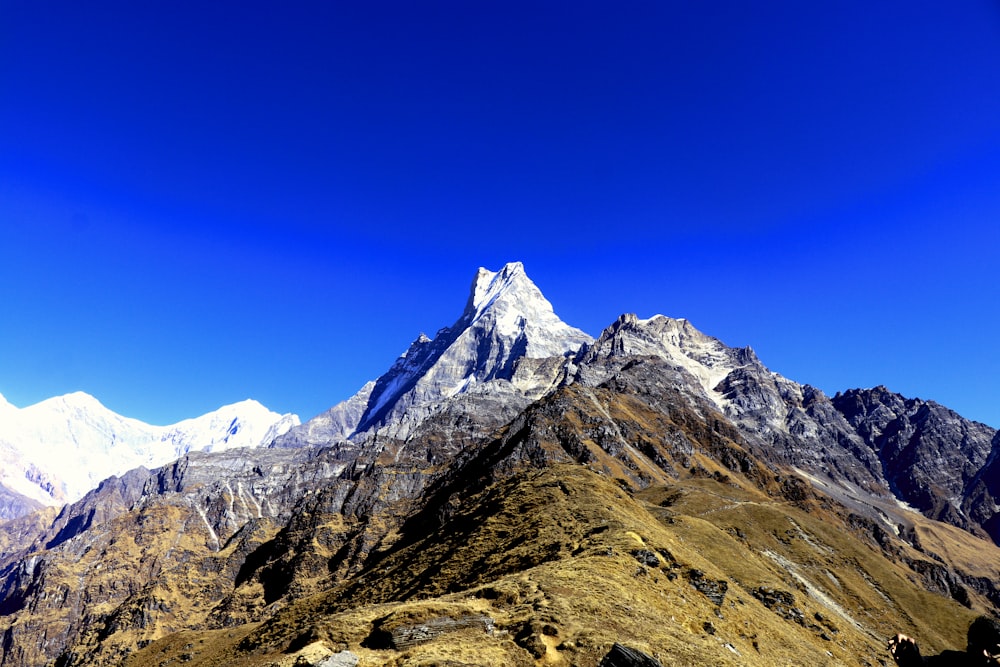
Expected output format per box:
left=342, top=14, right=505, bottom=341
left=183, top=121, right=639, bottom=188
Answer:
left=576, top=313, right=887, bottom=496
left=832, top=386, right=998, bottom=538
left=599, top=643, right=664, bottom=667
left=0, top=485, right=41, bottom=524
left=0, top=262, right=998, bottom=666
left=965, top=435, right=1000, bottom=543
left=0, top=445, right=353, bottom=666
left=0, top=392, right=299, bottom=515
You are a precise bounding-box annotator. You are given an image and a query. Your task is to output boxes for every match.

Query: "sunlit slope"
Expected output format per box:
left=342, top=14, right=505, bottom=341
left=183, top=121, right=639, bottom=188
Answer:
left=124, top=464, right=988, bottom=667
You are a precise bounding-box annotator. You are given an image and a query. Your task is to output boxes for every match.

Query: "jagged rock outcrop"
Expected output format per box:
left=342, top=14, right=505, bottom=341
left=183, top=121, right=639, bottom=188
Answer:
left=964, top=433, right=1000, bottom=543
left=832, top=386, right=998, bottom=537
left=575, top=313, right=756, bottom=409
left=576, top=313, right=888, bottom=496
left=0, top=446, right=359, bottom=666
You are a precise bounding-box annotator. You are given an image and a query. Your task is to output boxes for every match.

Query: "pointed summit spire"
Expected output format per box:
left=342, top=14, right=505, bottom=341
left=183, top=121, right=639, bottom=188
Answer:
left=466, top=261, right=528, bottom=318
left=458, top=261, right=589, bottom=359
left=279, top=262, right=593, bottom=444
left=353, top=261, right=591, bottom=435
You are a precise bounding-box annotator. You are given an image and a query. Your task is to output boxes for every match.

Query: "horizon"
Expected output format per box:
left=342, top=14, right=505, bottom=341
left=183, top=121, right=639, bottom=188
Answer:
left=2, top=2, right=999, bottom=428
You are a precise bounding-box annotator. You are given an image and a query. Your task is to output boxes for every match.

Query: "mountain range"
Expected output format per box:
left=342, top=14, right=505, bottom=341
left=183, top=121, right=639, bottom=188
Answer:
left=0, top=392, right=299, bottom=518
left=0, top=261, right=997, bottom=667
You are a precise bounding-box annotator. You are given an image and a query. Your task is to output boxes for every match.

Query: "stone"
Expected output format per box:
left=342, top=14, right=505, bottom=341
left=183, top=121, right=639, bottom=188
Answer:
left=316, top=651, right=360, bottom=667
left=599, top=643, right=663, bottom=667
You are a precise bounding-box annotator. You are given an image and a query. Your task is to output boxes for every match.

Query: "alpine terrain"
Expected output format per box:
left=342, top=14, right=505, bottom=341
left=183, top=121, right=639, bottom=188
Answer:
left=0, top=393, right=299, bottom=518
left=0, top=261, right=998, bottom=667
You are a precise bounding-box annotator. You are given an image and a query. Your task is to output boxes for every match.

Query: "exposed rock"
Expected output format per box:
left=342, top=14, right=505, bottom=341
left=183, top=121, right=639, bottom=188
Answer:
left=833, top=387, right=999, bottom=539
left=315, top=650, right=360, bottom=667
left=599, top=643, right=664, bottom=667
left=961, top=432, right=1000, bottom=544
left=687, top=569, right=728, bottom=606
left=752, top=587, right=805, bottom=625
left=0, top=392, right=298, bottom=513
left=274, top=262, right=591, bottom=445
left=0, top=484, right=43, bottom=523
left=632, top=549, right=660, bottom=567
left=576, top=313, right=889, bottom=498
left=2, top=262, right=1000, bottom=667
left=365, top=612, right=495, bottom=650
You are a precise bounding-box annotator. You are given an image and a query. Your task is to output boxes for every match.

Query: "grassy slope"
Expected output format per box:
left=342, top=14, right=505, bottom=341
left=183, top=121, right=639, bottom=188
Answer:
left=123, top=464, right=990, bottom=667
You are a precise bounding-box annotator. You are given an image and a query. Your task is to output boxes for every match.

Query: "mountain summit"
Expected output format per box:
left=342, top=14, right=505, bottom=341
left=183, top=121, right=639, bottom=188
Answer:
left=276, top=262, right=592, bottom=444
left=461, top=261, right=592, bottom=360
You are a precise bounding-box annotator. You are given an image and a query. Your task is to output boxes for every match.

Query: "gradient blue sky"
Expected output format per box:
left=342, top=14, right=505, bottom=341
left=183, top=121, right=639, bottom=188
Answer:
left=2, top=1, right=999, bottom=427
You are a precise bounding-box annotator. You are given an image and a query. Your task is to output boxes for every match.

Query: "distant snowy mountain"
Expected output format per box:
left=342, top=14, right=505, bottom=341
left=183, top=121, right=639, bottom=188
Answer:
left=274, top=261, right=593, bottom=446
left=0, top=391, right=298, bottom=514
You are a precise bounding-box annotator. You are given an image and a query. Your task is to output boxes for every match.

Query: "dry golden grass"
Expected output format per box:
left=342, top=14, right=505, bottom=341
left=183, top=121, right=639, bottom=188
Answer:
left=123, top=464, right=987, bottom=667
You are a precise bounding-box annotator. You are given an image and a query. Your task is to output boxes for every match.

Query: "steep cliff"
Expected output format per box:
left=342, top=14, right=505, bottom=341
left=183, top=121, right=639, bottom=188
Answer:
left=833, top=386, right=998, bottom=538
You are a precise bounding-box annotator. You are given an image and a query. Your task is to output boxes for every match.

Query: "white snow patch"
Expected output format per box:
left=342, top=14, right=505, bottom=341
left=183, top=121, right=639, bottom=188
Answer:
left=193, top=502, right=221, bottom=551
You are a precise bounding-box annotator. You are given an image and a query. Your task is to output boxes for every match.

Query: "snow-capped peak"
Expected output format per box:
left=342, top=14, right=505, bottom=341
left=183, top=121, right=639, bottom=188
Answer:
left=459, top=261, right=591, bottom=359
left=354, top=262, right=591, bottom=433
left=276, top=262, right=594, bottom=445
left=466, top=261, right=531, bottom=320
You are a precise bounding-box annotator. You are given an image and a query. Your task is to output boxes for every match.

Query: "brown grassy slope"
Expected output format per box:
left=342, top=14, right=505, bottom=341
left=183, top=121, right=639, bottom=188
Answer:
left=0, top=503, right=282, bottom=667
left=42, top=373, right=1000, bottom=666
left=123, top=464, right=987, bottom=667
left=0, top=505, right=58, bottom=557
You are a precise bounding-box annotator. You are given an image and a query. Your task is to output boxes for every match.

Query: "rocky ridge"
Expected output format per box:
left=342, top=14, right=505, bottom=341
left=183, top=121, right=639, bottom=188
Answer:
left=832, top=386, right=999, bottom=541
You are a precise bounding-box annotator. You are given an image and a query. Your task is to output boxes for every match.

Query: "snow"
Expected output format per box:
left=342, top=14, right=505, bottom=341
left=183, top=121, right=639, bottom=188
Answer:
left=0, top=392, right=300, bottom=506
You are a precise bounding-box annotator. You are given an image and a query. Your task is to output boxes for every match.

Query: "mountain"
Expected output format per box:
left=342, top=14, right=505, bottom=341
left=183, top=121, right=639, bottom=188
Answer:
left=273, top=261, right=592, bottom=447
left=832, top=386, right=999, bottom=541
left=0, top=391, right=299, bottom=515
left=0, top=262, right=997, bottom=667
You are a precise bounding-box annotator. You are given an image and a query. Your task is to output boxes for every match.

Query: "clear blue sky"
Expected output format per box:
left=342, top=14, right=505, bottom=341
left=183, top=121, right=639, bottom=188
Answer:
left=2, top=1, right=999, bottom=428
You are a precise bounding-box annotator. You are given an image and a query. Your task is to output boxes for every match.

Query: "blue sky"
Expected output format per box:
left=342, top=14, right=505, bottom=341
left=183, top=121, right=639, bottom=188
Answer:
left=2, top=2, right=999, bottom=427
